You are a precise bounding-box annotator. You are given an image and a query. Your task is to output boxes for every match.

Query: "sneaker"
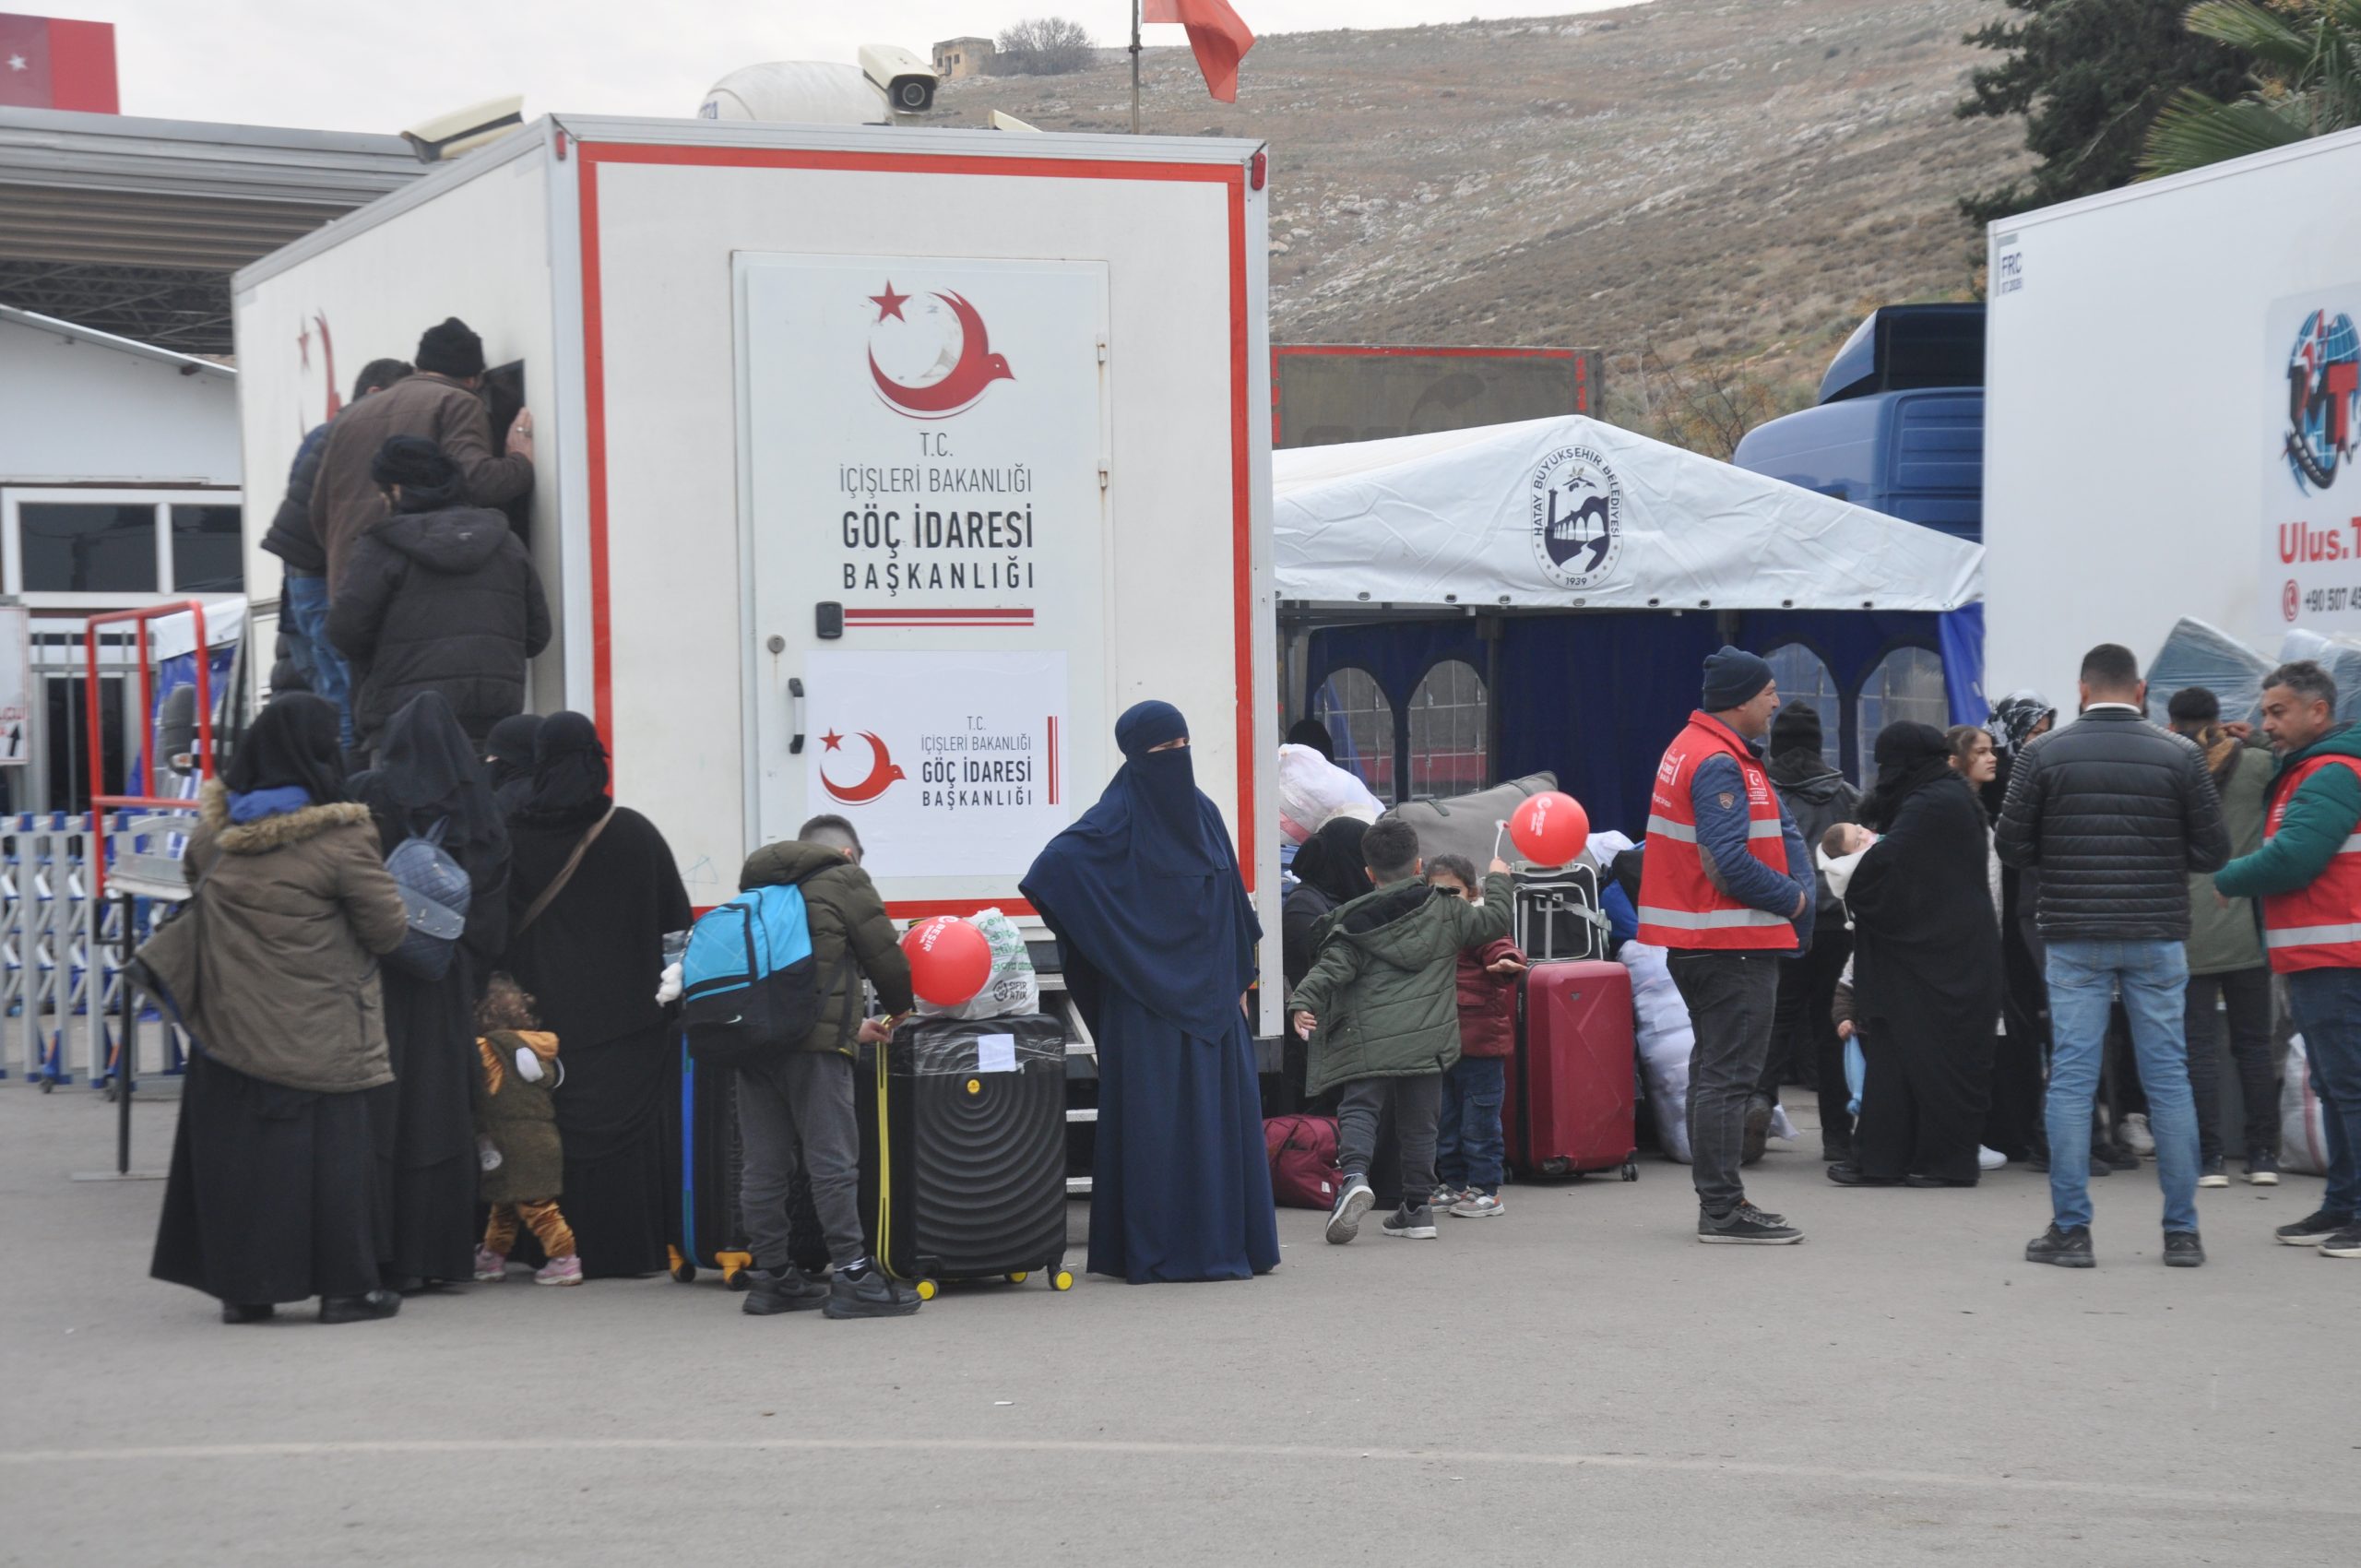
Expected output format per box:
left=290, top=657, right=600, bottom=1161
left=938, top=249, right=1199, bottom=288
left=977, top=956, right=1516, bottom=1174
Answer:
left=1427, top=1184, right=1463, bottom=1209
left=2023, top=1224, right=2094, bottom=1268
left=1740, top=1097, right=1773, bottom=1167
left=1448, top=1192, right=1504, bottom=1219
left=2120, top=1112, right=2156, bottom=1156
left=472, top=1246, right=508, bottom=1283
left=2246, top=1148, right=2282, bottom=1186
left=1697, top=1201, right=1803, bottom=1244
left=1325, top=1174, right=1375, bottom=1245
left=318, top=1289, right=402, bottom=1324
left=824, top=1264, right=922, bottom=1319
left=2320, top=1227, right=2361, bottom=1259
left=1382, top=1204, right=1439, bottom=1239
left=533, top=1253, right=585, bottom=1287
left=2277, top=1209, right=2355, bottom=1247
left=2197, top=1157, right=2229, bottom=1189
left=1825, top=1163, right=1900, bottom=1187
left=2163, top=1230, right=2205, bottom=1268
left=1977, top=1146, right=2008, bottom=1172
left=742, top=1265, right=830, bottom=1315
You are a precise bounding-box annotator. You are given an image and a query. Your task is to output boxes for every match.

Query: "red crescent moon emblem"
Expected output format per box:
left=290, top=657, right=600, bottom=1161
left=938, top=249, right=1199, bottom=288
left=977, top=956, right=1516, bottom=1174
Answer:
left=870, top=291, right=1015, bottom=419
left=820, top=731, right=908, bottom=805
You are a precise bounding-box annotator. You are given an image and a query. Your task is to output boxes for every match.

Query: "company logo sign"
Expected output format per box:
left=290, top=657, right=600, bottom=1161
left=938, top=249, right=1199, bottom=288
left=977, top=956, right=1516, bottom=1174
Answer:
left=867, top=280, right=1015, bottom=420
left=1529, top=445, right=1623, bottom=590
left=819, top=730, right=906, bottom=804
left=2284, top=307, right=2361, bottom=494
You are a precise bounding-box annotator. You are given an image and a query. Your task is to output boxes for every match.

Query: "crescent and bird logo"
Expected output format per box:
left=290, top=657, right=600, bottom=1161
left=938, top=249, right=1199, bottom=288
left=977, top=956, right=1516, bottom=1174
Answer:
left=819, top=730, right=906, bottom=805
left=866, top=280, right=1014, bottom=419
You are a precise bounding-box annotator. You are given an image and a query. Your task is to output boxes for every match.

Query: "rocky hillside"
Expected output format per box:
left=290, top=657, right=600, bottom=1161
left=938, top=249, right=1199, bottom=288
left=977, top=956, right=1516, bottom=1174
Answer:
left=936, top=0, right=2027, bottom=418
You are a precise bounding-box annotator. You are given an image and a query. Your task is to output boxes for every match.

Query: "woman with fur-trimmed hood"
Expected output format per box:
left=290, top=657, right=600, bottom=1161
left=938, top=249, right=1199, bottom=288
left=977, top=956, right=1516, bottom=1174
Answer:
left=147, top=694, right=410, bottom=1325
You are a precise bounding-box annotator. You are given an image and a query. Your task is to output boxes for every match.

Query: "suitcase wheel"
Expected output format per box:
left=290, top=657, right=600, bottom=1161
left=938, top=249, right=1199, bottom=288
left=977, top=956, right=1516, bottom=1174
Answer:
left=1005, top=1271, right=1029, bottom=1285
left=718, top=1251, right=754, bottom=1290
left=1050, top=1271, right=1074, bottom=1292
left=667, top=1245, right=696, bottom=1285
left=1620, top=1160, right=1639, bottom=1182
left=915, top=1279, right=937, bottom=1301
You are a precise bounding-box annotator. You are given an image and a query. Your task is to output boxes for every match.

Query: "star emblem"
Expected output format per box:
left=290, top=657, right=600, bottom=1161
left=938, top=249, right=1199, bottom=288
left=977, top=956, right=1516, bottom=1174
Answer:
left=867, top=282, right=909, bottom=323
left=821, top=730, right=845, bottom=752
left=6, top=55, right=27, bottom=72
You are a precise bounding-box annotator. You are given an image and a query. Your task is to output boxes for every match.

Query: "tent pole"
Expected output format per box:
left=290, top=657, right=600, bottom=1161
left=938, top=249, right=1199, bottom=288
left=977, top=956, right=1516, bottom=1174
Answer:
left=1130, top=0, right=1143, bottom=134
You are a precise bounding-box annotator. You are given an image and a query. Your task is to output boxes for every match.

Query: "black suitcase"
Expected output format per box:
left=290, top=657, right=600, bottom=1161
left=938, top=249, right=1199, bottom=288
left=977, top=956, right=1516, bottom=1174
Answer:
left=859, top=1014, right=1073, bottom=1298
left=673, top=1040, right=755, bottom=1288
left=1514, top=861, right=1608, bottom=962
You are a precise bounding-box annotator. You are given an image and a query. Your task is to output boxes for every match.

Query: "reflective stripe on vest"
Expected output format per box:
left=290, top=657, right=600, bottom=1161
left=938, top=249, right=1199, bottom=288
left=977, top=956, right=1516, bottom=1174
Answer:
left=2258, top=753, right=2361, bottom=973
left=1636, top=711, right=1797, bottom=952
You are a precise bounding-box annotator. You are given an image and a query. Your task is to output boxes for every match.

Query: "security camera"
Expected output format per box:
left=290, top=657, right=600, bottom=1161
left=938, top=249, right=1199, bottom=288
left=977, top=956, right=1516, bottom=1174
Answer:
left=859, top=44, right=937, bottom=116
left=399, top=95, right=526, bottom=163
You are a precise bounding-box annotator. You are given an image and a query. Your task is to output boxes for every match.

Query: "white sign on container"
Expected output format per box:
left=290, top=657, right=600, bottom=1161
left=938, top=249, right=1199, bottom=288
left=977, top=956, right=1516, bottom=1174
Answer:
left=0, top=605, right=30, bottom=766
left=2264, top=292, right=2361, bottom=633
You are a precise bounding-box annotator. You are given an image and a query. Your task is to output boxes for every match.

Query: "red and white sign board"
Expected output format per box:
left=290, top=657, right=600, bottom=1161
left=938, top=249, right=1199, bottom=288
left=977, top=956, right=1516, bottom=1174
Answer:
left=0, top=14, right=118, bottom=113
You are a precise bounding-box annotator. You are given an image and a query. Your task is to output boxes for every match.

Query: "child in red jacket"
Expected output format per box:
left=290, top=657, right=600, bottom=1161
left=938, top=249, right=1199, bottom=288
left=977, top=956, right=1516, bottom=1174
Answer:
left=1427, top=854, right=1527, bottom=1218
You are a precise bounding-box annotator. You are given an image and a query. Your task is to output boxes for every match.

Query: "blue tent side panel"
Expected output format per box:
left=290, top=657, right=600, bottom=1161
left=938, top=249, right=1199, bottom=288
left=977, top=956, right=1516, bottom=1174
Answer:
left=1938, top=604, right=1987, bottom=727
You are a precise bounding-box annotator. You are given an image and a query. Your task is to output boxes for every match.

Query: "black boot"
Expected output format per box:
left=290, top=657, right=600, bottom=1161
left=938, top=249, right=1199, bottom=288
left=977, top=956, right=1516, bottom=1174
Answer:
left=219, top=1302, right=274, bottom=1324
left=319, top=1289, right=401, bottom=1324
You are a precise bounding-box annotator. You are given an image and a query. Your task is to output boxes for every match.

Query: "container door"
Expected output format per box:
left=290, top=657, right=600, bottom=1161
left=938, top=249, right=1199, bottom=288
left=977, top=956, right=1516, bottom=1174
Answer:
left=737, top=254, right=1110, bottom=916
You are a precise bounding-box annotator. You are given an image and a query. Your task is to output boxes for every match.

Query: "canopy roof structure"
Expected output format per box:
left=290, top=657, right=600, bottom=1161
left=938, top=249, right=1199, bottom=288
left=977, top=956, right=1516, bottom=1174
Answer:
left=0, top=106, right=425, bottom=352
left=1274, top=415, right=1983, bottom=614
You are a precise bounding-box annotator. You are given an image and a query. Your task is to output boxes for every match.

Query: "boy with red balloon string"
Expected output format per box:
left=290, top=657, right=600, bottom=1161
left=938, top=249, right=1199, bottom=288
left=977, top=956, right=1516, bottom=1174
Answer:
left=1022, top=702, right=1281, bottom=1284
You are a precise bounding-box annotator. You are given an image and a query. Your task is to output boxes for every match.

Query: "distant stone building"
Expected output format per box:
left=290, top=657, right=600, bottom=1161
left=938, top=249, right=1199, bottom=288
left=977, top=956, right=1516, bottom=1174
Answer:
left=932, top=38, right=995, bottom=79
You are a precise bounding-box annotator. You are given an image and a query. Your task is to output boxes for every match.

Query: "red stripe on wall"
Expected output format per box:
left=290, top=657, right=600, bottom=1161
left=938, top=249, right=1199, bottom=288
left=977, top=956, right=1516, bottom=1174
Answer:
left=46, top=18, right=117, bottom=113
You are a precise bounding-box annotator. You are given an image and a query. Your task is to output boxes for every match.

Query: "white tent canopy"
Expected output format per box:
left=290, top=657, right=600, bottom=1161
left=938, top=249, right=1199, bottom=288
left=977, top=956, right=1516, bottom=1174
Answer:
left=1273, top=415, right=1983, bottom=613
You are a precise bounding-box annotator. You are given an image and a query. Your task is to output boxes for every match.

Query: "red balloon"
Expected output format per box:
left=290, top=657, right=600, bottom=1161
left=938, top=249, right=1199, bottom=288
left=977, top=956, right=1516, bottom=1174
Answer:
left=901, top=916, right=993, bottom=1007
left=1508, top=790, right=1590, bottom=867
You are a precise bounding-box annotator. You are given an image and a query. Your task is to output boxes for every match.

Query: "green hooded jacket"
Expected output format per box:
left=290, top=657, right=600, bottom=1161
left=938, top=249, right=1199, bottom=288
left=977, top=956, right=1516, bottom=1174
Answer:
left=1290, top=871, right=1512, bottom=1097
left=2184, top=742, right=2271, bottom=974
left=737, top=839, right=916, bottom=1056
left=2213, top=722, right=2361, bottom=904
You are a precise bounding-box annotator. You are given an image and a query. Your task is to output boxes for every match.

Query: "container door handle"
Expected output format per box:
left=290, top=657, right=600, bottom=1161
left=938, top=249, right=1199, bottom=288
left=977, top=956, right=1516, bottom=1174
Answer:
left=789, top=677, right=806, bottom=754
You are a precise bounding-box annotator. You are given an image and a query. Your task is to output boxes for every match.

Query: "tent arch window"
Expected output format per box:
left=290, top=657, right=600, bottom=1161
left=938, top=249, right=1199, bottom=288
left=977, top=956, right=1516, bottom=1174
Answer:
left=1406, top=658, right=1489, bottom=801
left=1856, top=644, right=1950, bottom=779
left=1763, top=642, right=1844, bottom=774
left=1311, top=666, right=1397, bottom=803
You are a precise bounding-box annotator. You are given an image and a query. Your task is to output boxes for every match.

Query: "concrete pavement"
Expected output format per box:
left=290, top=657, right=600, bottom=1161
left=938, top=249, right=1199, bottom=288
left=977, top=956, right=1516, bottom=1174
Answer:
left=0, top=1079, right=2352, bottom=1567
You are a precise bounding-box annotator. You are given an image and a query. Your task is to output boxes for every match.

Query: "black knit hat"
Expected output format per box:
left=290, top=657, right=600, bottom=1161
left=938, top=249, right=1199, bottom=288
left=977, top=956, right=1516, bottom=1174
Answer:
left=1702, top=645, right=1774, bottom=711
left=414, top=316, right=486, bottom=378
left=2167, top=686, right=2221, bottom=724
left=370, top=434, right=462, bottom=511
left=1770, top=701, right=1822, bottom=756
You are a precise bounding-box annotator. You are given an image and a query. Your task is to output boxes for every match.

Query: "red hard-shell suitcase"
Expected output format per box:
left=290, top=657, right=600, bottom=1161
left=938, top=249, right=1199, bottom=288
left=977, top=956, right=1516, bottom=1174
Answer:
left=1506, top=959, right=1639, bottom=1181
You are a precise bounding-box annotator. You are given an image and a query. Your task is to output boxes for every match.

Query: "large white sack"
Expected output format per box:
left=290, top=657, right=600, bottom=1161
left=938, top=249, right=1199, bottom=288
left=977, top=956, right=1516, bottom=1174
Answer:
left=2281, top=1034, right=2332, bottom=1177
left=1619, top=938, right=1693, bottom=1163
left=1278, top=742, right=1383, bottom=844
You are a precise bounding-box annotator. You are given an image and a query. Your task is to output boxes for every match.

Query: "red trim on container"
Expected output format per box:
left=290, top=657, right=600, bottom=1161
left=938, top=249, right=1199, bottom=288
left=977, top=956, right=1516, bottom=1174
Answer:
left=889, top=897, right=1038, bottom=921
left=46, top=19, right=118, bottom=114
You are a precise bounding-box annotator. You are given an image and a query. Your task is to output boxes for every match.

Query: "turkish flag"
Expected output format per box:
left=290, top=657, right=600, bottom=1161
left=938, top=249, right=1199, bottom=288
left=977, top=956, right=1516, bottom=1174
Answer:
left=1143, top=0, right=1254, bottom=105
left=0, top=13, right=120, bottom=113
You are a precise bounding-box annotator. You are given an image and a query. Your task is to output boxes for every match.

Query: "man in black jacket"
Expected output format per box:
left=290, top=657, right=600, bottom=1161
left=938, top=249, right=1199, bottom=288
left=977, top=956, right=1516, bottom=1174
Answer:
left=261, top=358, right=411, bottom=749
left=326, top=437, right=550, bottom=757
left=1998, top=643, right=2230, bottom=1269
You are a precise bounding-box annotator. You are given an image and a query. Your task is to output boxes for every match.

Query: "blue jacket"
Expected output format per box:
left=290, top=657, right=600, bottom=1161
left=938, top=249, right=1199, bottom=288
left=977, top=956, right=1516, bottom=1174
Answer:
left=1692, top=752, right=1815, bottom=950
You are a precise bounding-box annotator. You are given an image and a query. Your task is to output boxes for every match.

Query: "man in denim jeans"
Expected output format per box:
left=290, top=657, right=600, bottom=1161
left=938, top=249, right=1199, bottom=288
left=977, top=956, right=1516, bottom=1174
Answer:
left=1998, top=644, right=2229, bottom=1268
left=2213, top=660, right=2361, bottom=1258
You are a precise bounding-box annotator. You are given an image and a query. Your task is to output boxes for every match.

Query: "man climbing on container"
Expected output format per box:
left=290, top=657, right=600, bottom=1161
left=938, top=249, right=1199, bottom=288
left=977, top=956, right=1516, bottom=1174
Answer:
left=2213, top=660, right=2361, bottom=1259
left=1639, top=647, right=1815, bottom=1245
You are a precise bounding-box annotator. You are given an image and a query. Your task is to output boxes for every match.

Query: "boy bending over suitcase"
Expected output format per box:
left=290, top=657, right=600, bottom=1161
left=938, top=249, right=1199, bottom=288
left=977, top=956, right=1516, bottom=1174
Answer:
left=733, top=814, right=920, bottom=1320
left=1288, top=819, right=1513, bottom=1243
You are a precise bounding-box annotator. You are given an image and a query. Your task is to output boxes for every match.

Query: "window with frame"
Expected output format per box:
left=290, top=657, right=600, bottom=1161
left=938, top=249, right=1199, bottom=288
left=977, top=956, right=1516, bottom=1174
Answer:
left=1311, top=668, right=1396, bottom=803
left=1764, top=643, right=1844, bottom=774
left=1406, top=659, right=1488, bottom=800
left=1857, top=647, right=1950, bottom=779
left=0, top=489, right=243, bottom=602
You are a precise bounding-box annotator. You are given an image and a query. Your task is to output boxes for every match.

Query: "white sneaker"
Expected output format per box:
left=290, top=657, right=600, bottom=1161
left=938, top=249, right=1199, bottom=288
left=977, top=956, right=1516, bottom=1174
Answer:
left=1977, top=1146, right=2008, bottom=1171
left=1449, top=1192, right=1505, bottom=1219
left=1325, top=1175, right=1375, bottom=1245
left=2120, top=1112, right=2156, bottom=1156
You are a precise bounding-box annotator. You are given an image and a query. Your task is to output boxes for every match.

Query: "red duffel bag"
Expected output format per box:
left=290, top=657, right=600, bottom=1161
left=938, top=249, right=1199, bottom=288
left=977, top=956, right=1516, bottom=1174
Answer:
left=1264, top=1114, right=1342, bottom=1209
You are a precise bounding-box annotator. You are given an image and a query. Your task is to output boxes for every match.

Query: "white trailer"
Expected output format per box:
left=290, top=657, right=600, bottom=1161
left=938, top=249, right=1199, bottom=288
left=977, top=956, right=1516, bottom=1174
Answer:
left=231, top=115, right=1281, bottom=1032
left=1985, top=125, right=2361, bottom=698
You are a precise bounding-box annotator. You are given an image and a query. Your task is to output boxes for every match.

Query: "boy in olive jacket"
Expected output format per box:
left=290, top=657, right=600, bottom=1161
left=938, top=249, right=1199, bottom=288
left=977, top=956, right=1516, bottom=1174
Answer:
left=1288, top=818, right=1513, bottom=1243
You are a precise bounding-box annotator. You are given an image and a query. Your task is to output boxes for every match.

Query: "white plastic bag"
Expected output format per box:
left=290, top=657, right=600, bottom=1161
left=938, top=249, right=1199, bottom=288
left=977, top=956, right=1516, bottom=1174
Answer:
left=1618, top=939, right=1694, bottom=1163
left=917, top=907, right=1039, bottom=1021
left=2281, top=1034, right=2332, bottom=1177
left=1277, top=742, right=1383, bottom=844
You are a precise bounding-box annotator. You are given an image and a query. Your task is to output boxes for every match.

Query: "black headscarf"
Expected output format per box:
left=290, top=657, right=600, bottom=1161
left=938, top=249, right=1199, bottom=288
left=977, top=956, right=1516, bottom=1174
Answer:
left=1860, top=721, right=1956, bottom=831
left=1290, top=815, right=1372, bottom=908
left=223, top=692, right=348, bottom=805
left=361, top=693, right=504, bottom=856
left=512, top=711, right=611, bottom=828
left=1285, top=718, right=1336, bottom=762
left=484, top=713, right=541, bottom=811
left=1021, top=699, right=1259, bottom=1040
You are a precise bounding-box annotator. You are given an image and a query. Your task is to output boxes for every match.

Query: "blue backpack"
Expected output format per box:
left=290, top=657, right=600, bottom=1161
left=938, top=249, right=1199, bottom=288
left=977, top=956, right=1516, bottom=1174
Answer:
left=679, top=885, right=845, bottom=1066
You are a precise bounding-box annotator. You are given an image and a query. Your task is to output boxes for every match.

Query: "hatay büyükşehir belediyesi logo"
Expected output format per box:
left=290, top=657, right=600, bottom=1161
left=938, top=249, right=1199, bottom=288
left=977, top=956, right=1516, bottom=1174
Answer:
left=866, top=280, right=1015, bottom=420
left=1529, top=445, right=1624, bottom=590
left=2285, top=307, right=2361, bottom=495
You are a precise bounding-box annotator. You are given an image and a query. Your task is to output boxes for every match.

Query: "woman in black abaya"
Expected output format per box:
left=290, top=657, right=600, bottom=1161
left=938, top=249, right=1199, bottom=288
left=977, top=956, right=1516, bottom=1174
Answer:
left=350, top=692, right=510, bottom=1289
left=1022, top=701, right=1280, bottom=1283
left=484, top=713, right=541, bottom=814
left=1832, top=722, right=2003, bottom=1188
left=498, top=713, right=692, bottom=1278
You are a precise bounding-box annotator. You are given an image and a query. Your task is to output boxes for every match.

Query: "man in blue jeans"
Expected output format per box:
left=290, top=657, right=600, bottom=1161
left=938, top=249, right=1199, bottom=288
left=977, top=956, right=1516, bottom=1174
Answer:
left=1998, top=643, right=2229, bottom=1267
left=2213, top=659, right=2361, bottom=1258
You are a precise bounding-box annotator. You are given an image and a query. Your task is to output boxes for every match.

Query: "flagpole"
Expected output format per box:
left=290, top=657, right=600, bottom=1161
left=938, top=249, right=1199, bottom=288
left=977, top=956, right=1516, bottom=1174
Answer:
left=1129, top=0, right=1142, bottom=134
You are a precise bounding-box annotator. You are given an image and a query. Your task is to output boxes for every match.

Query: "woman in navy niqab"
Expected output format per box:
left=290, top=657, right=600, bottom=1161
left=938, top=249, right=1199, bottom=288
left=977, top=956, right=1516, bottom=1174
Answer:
left=1022, top=700, right=1281, bottom=1283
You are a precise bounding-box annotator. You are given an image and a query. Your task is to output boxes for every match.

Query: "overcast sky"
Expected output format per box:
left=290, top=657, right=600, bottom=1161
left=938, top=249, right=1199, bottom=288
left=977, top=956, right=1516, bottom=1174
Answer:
left=36, top=0, right=1638, bottom=133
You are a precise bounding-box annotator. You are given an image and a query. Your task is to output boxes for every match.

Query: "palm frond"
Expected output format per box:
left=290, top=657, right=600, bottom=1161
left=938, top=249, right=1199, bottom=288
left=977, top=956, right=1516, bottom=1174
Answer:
left=2184, top=0, right=2322, bottom=72
left=2140, top=87, right=2313, bottom=176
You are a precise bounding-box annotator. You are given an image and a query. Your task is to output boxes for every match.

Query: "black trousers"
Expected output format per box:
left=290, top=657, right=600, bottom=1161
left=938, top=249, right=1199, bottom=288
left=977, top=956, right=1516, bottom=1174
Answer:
left=2185, top=965, right=2279, bottom=1163
left=1761, top=927, right=1854, bottom=1147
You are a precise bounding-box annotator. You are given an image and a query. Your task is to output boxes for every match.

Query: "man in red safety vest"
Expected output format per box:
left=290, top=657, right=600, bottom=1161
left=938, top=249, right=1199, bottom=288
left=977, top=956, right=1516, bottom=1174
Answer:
left=1639, top=647, right=1815, bottom=1245
left=2214, top=659, right=2361, bottom=1260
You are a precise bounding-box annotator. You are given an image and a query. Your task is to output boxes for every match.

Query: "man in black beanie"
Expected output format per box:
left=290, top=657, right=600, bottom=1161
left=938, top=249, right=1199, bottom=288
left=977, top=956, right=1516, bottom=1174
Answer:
left=309, top=315, right=535, bottom=598
left=1762, top=700, right=1861, bottom=1160
left=1636, top=646, right=1816, bottom=1244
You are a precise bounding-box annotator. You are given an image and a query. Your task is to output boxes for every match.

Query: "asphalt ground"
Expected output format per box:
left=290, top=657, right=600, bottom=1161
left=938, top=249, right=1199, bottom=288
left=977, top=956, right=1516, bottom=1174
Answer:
left=0, top=1079, right=2351, bottom=1568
